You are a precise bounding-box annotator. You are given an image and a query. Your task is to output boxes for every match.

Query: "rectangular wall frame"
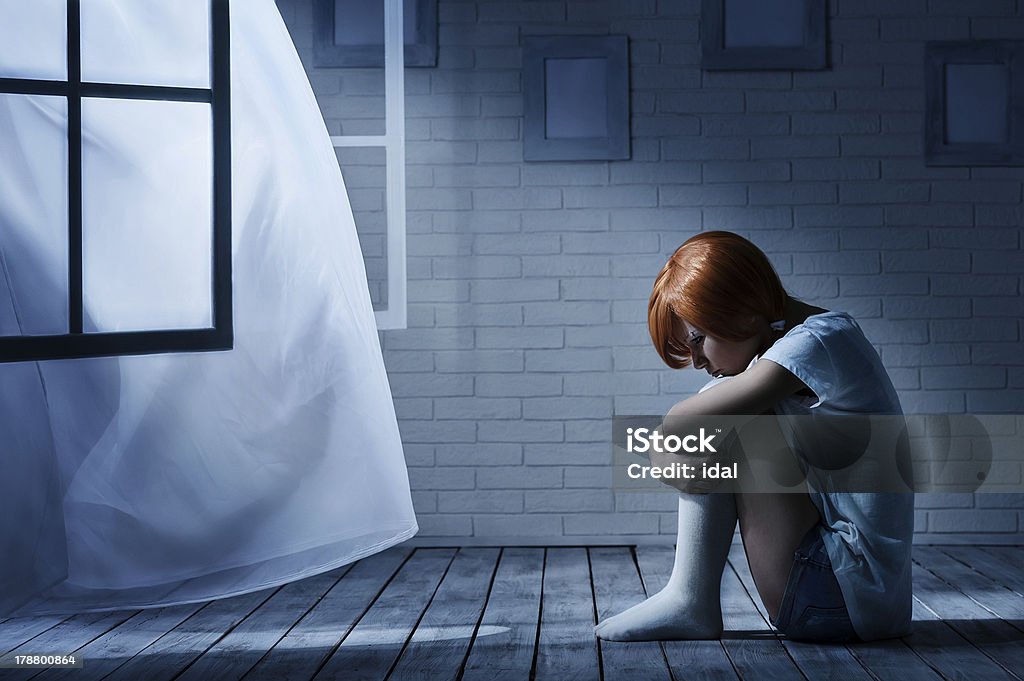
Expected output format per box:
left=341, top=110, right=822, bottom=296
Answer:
left=701, top=0, right=826, bottom=70
left=313, top=0, right=436, bottom=68
left=925, top=40, right=1024, bottom=166
left=523, top=35, right=630, bottom=162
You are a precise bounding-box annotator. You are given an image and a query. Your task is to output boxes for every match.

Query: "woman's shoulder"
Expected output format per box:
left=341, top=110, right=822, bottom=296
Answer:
left=793, top=308, right=856, bottom=335
left=788, top=310, right=873, bottom=358
left=804, top=307, right=848, bottom=322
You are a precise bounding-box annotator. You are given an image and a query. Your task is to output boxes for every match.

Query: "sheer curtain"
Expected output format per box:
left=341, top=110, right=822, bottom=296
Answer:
left=0, top=0, right=418, bottom=615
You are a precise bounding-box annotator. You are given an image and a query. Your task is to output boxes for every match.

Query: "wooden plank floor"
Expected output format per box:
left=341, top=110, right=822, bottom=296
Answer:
left=1, top=546, right=1022, bottom=681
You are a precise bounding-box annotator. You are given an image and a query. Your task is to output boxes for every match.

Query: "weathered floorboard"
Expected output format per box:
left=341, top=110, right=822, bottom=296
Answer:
left=459, top=548, right=543, bottom=681
left=634, top=544, right=739, bottom=681
left=242, top=548, right=410, bottom=681
left=1, top=610, right=137, bottom=681
left=175, top=569, right=346, bottom=681
left=900, top=565, right=1016, bottom=681
left=386, top=547, right=501, bottom=681
left=0, top=616, right=69, bottom=658
left=910, top=560, right=1023, bottom=679
left=532, top=548, right=600, bottom=681
left=916, top=547, right=1024, bottom=623
left=102, top=589, right=275, bottom=681
left=0, top=544, right=1020, bottom=681
left=312, top=548, right=456, bottom=681
left=719, top=558, right=804, bottom=681
left=726, top=544, right=874, bottom=681
left=943, top=546, right=1024, bottom=598
left=589, top=546, right=673, bottom=681
left=34, top=602, right=206, bottom=681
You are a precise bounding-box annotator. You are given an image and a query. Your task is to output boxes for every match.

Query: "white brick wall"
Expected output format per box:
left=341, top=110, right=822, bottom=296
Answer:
left=277, top=0, right=1024, bottom=544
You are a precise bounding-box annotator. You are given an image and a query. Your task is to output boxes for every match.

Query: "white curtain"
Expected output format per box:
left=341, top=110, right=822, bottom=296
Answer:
left=0, top=0, right=417, bottom=615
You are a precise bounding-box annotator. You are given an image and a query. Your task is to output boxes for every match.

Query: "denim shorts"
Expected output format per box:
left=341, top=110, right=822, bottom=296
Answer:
left=769, top=524, right=861, bottom=643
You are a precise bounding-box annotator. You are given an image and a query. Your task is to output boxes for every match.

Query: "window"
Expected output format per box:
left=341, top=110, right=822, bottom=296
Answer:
left=0, top=0, right=231, bottom=362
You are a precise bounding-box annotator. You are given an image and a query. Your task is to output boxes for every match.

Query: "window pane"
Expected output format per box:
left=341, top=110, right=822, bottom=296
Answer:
left=0, top=94, right=69, bottom=336
left=0, top=0, right=67, bottom=80
left=81, top=0, right=211, bottom=88
left=82, top=98, right=212, bottom=333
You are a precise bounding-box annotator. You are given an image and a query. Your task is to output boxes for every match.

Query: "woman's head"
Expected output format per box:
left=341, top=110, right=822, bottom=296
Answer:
left=648, top=230, right=789, bottom=373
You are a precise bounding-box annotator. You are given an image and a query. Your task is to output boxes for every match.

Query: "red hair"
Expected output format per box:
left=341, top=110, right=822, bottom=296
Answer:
left=648, top=231, right=789, bottom=369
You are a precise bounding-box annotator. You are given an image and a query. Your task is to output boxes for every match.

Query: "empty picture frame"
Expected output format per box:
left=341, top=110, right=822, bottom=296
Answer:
left=313, top=0, right=437, bottom=68
left=701, top=0, right=826, bottom=70
left=925, top=41, right=1024, bottom=166
left=523, top=35, right=630, bottom=162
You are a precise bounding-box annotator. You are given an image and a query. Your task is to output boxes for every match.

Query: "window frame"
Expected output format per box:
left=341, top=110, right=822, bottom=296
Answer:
left=0, top=0, right=232, bottom=363
left=329, top=0, right=407, bottom=330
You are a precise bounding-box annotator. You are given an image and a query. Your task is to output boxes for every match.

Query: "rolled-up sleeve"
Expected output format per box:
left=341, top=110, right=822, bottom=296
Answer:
left=758, top=328, right=836, bottom=408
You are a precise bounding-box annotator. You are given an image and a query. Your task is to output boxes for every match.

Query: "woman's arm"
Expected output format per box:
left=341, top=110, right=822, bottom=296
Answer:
left=650, top=360, right=810, bottom=494
left=667, top=358, right=809, bottom=419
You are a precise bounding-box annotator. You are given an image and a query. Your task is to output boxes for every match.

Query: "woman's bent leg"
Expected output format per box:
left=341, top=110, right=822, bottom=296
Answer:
left=735, top=491, right=819, bottom=621
left=733, top=406, right=822, bottom=622
left=593, top=491, right=737, bottom=641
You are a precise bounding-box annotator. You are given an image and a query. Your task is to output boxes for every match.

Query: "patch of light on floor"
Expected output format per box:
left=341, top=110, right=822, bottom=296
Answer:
left=411, top=624, right=511, bottom=642
left=229, top=623, right=515, bottom=650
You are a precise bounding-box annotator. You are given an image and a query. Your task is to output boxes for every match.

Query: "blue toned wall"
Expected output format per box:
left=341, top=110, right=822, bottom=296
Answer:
left=276, top=0, right=1024, bottom=545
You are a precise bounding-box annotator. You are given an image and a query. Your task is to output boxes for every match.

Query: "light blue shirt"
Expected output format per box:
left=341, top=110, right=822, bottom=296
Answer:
left=754, top=310, right=914, bottom=641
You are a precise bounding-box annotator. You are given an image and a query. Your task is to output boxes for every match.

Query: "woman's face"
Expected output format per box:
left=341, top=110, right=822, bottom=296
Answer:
left=675, top=317, right=767, bottom=378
